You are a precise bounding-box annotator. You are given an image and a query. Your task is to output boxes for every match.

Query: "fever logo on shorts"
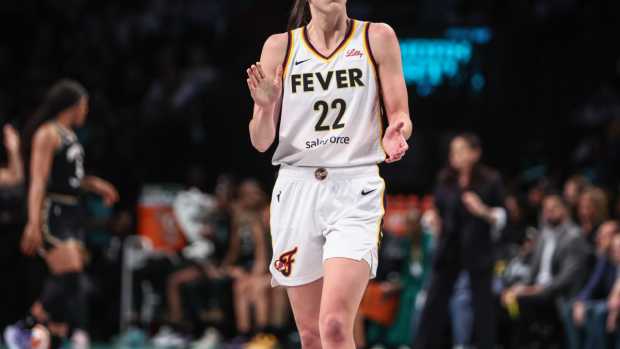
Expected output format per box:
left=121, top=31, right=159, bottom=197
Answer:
left=274, top=247, right=298, bottom=277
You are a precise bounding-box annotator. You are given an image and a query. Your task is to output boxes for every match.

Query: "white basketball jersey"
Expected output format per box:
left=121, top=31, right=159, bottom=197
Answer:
left=273, top=20, right=386, bottom=167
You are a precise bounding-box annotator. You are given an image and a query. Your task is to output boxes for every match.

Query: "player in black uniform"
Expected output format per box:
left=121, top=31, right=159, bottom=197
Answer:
left=5, top=79, right=119, bottom=349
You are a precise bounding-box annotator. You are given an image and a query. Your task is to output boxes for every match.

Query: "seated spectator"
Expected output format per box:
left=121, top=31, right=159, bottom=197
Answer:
left=578, top=186, right=609, bottom=246
left=563, top=175, right=590, bottom=219
left=501, top=194, right=591, bottom=347
left=150, top=188, right=220, bottom=347
left=355, top=209, right=433, bottom=349
left=223, top=179, right=272, bottom=345
left=498, top=194, right=530, bottom=255
left=244, top=205, right=291, bottom=349
left=564, top=220, right=620, bottom=349
left=126, top=175, right=234, bottom=348
left=164, top=189, right=220, bottom=333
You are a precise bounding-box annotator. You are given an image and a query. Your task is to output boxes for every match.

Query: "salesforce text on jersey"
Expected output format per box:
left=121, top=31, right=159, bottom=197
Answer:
left=306, top=136, right=351, bottom=149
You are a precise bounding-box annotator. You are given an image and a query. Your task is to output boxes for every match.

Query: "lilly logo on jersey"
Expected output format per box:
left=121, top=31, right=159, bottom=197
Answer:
left=274, top=247, right=298, bottom=277
left=345, top=49, right=364, bottom=58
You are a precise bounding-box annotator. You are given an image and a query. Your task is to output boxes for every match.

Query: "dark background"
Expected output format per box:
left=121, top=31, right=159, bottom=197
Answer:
left=0, top=0, right=619, bottom=339
left=0, top=0, right=618, bottom=199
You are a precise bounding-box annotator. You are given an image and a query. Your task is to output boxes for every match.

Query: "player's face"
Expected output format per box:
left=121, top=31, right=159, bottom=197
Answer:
left=73, top=96, right=89, bottom=127
left=449, top=137, right=480, bottom=172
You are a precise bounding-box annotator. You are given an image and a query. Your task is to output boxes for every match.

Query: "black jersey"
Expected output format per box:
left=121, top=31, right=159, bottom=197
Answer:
left=48, top=123, right=84, bottom=196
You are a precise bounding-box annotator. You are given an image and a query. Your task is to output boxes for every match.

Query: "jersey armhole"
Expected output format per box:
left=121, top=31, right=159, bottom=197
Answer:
left=282, top=30, right=294, bottom=78
left=273, top=31, right=292, bottom=156
left=363, top=22, right=379, bottom=76
left=363, top=22, right=388, bottom=156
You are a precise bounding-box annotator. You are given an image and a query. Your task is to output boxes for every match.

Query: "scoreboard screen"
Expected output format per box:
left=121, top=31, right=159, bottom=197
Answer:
left=400, top=26, right=492, bottom=96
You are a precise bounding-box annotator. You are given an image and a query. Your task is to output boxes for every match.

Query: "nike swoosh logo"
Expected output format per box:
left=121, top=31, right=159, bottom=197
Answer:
left=361, top=189, right=377, bottom=196
left=295, top=59, right=311, bottom=66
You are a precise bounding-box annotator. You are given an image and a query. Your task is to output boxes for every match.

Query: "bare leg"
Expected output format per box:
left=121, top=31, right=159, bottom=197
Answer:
left=319, top=258, right=370, bottom=349
left=233, top=272, right=253, bottom=334
left=287, top=278, right=323, bottom=349
left=252, top=275, right=271, bottom=330
left=353, top=312, right=366, bottom=348
left=166, top=267, right=202, bottom=324
left=271, top=285, right=290, bottom=328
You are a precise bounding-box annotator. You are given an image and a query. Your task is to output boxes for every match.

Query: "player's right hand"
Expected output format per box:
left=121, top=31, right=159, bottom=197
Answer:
left=246, top=62, right=282, bottom=108
left=21, top=222, right=43, bottom=256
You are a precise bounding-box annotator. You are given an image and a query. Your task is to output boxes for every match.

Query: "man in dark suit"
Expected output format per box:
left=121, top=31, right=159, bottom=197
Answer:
left=501, top=194, right=591, bottom=346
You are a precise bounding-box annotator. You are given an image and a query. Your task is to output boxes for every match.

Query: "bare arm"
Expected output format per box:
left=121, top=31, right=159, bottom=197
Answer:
left=369, top=23, right=412, bottom=139
left=81, top=175, right=119, bottom=206
left=27, top=127, right=57, bottom=226
left=247, top=33, right=289, bottom=152
left=21, top=126, right=58, bottom=255
left=0, top=125, right=23, bottom=186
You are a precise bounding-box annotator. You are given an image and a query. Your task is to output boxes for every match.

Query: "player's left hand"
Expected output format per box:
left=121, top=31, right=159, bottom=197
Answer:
left=382, top=121, right=409, bottom=163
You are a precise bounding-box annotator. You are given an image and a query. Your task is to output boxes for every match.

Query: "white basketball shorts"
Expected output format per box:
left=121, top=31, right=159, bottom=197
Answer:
left=269, top=164, right=385, bottom=287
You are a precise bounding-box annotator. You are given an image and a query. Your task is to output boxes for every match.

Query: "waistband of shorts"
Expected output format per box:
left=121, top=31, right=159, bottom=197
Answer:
left=278, top=164, right=381, bottom=181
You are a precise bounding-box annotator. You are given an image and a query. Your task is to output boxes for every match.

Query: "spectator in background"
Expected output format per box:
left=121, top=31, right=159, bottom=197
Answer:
left=564, top=221, right=620, bottom=349
left=564, top=175, right=590, bottom=219
left=414, top=133, right=506, bottom=349
left=223, top=179, right=272, bottom=346
left=524, top=179, right=549, bottom=227
left=578, top=186, right=609, bottom=246
left=164, top=188, right=218, bottom=337
left=136, top=174, right=234, bottom=348
left=449, top=194, right=530, bottom=349
left=0, top=124, right=23, bottom=186
left=151, top=175, right=236, bottom=349
left=397, top=208, right=437, bottom=346
left=501, top=194, right=590, bottom=347
left=245, top=205, right=291, bottom=348
left=356, top=209, right=429, bottom=348
left=499, top=194, right=530, bottom=251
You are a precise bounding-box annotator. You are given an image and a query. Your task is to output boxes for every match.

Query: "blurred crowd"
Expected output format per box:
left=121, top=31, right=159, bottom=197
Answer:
left=4, top=133, right=619, bottom=349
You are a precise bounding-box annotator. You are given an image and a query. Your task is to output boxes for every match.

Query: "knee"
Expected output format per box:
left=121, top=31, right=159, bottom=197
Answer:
left=319, top=312, right=348, bottom=345
left=233, top=278, right=246, bottom=293
left=298, top=327, right=321, bottom=349
left=167, top=275, right=181, bottom=292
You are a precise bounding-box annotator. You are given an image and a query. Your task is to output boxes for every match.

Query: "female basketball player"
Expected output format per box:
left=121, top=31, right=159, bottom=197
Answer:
left=246, top=1, right=411, bottom=348
left=10, top=79, right=119, bottom=349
